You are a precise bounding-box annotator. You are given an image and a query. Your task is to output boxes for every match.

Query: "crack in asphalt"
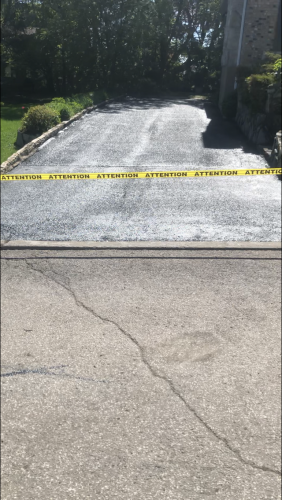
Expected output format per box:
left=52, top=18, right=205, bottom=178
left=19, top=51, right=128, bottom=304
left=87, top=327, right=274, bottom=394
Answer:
left=1, top=364, right=67, bottom=377
left=1, top=365, right=108, bottom=384
left=24, top=258, right=281, bottom=477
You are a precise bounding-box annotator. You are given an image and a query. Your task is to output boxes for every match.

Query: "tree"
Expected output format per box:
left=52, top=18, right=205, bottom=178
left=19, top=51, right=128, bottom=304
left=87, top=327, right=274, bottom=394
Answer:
left=1, top=0, right=224, bottom=95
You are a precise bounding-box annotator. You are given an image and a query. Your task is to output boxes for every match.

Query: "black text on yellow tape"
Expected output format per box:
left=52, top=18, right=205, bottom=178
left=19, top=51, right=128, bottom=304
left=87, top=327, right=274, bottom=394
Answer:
left=1, top=168, right=281, bottom=182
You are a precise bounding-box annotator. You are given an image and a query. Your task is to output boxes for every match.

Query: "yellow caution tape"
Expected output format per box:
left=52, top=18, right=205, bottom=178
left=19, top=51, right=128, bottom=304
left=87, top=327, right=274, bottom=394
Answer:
left=1, top=168, right=281, bottom=181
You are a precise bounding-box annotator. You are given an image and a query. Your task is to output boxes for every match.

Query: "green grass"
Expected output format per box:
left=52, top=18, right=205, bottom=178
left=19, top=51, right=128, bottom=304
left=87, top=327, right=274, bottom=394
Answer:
left=1, top=104, right=27, bottom=163
left=1, top=102, right=52, bottom=163
left=0, top=91, right=117, bottom=164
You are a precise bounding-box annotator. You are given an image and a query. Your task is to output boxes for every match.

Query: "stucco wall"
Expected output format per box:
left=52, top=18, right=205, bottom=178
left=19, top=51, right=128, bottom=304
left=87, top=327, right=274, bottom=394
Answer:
left=219, top=0, right=244, bottom=105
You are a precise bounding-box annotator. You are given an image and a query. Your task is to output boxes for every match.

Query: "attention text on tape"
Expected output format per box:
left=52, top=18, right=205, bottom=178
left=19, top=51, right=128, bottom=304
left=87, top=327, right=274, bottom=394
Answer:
left=1, top=168, right=281, bottom=181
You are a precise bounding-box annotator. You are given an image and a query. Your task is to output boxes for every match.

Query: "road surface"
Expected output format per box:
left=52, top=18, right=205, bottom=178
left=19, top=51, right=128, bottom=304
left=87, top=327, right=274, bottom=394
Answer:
left=1, top=97, right=281, bottom=242
left=1, top=246, right=281, bottom=499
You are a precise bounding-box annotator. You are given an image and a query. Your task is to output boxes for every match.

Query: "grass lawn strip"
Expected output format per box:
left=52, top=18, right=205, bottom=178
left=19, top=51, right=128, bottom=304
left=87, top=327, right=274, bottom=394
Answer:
left=0, top=91, right=113, bottom=164
left=1, top=104, right=31, bottom=164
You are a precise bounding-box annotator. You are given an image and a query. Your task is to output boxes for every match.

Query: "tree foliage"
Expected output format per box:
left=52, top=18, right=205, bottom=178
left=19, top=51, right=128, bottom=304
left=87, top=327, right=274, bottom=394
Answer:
left=237, top=53, right=282, bottom=114
left=1, top=0, right=224, bottom=95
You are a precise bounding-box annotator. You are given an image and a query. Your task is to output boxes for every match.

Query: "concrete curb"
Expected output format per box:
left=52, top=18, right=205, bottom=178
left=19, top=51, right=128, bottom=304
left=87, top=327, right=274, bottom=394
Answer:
left=1, top=241, right=281, bottom=251
left=0, top=96, right=125, bottom=174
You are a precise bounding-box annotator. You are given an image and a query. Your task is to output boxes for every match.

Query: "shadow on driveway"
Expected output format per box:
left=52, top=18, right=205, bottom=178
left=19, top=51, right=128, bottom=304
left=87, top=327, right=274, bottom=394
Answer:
left=202, top=102, right=258, bottom=152
left=98, top=96, right=258, bottom=153
left=96, top=95, right=206, bottom=114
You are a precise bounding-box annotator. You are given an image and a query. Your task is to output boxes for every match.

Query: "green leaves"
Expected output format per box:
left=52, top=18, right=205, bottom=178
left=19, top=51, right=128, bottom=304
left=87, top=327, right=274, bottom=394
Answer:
left=2, top=0, right=224, bottom=94
left=238, top=53, right=282, bottom=114
left=20, top=105, right=60, bottom=134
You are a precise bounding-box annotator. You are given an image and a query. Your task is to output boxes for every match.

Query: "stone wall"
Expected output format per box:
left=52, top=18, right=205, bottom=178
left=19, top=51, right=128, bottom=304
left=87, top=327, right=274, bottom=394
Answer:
left=236, top=77, right=281, bottom=145
left=271, top=131, right=282, bottom=168
left=236, top=101, right=271, bottom=144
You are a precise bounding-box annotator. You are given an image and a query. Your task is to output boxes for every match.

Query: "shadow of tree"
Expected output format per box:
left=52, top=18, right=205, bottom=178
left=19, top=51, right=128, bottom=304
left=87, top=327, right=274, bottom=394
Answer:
left=95, top=96, right=206, bottom=115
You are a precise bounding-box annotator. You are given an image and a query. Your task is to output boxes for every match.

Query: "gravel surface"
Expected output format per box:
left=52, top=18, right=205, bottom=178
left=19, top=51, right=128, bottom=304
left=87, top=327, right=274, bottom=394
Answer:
left=1, top=97, right=281, bottom=241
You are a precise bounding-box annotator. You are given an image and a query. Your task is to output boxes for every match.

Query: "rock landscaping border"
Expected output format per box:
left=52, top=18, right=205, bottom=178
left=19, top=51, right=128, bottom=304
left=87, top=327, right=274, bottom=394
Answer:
left=1, top=96, right=125, bottom=174
left=258, top=131, right=282, bottom=168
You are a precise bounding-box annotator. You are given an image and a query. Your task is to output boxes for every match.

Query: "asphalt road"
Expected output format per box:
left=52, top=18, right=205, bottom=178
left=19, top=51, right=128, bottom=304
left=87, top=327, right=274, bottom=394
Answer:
left=1, top=97, right=281, bottom=242
left=1, top=247, right=281, bottom=499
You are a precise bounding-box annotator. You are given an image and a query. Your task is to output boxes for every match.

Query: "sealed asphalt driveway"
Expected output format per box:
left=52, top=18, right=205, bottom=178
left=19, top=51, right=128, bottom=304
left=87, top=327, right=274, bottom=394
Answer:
left=2, top=98, right=281, bottom=241
left=1, top=97, right=281, bottom=241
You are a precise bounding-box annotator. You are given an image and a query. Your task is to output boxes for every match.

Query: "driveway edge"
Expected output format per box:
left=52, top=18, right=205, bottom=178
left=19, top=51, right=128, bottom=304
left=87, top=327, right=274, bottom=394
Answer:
left=0, top=96, right=125, bottom=174
left=1, top=241, right=281, bottom=250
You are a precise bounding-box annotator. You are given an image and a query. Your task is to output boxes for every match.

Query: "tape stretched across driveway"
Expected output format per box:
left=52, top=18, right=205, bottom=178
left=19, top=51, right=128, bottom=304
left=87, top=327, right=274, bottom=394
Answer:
left=1, top=168, right=281, bottom=182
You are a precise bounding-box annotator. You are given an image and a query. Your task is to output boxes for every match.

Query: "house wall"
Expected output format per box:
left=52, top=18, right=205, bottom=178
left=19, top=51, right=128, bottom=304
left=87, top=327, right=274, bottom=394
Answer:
left=240, top=0, right=281, bottom=65
left=219, top=0, right=244, bottom=105
left=219, top=0, right=281, bottom=105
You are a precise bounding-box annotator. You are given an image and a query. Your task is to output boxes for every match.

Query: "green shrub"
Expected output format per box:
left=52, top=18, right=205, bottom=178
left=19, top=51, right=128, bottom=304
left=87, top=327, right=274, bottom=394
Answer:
left=49, top=97, right=66, bottom=105
left=244, top=73, right=275, bottom=113
left=47, top=98, right=83, bottom=118
left=72, top=93, right=93, bottom=108
left=20, top=105, right=60, bottom=135
left=64, top=98, right=83, bottom=114
left=221, top=90, right=238, bottom=119
left=46, top=98, right=65, bottom=114
left=59, top=106, right=72, bottom=121
left=237, top=53, right=281, bottom=113
left=273, top=58, right=282, bottom=74
left=0, top=102, right=5, bottom=107
left=261, top=52, right=282, bottom=74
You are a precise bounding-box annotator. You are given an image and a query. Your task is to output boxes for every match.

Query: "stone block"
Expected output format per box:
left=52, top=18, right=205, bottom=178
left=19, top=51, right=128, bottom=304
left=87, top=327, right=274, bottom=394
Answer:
left=16, top=130, right=38, bottom=148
